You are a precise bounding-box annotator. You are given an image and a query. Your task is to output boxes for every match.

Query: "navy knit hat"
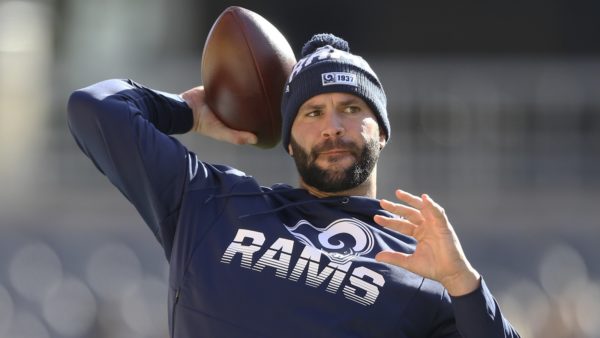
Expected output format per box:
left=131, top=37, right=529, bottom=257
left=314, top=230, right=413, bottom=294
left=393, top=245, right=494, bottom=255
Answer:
left=280, top=33, right=389, bottom=151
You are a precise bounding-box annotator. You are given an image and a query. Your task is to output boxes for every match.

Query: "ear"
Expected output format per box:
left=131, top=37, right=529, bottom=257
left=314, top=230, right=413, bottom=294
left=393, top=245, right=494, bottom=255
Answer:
left=288, top=144, right=294, bottom=156
left=378, top=133, right=386, bottom=150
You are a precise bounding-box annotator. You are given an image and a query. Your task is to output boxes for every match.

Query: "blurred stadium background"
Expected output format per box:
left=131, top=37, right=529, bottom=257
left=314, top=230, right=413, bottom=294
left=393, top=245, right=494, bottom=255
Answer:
left=1, top=0, right=599, bottom=337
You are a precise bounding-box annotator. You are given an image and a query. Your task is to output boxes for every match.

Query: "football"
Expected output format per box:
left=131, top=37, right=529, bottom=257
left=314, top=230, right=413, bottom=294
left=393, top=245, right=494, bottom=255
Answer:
left=201, top=6, right=296, bottom=148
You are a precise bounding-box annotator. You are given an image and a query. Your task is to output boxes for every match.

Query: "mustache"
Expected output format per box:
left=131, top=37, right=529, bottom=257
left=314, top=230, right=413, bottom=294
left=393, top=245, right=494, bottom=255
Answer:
left=311, top=139, right=360, bottom=157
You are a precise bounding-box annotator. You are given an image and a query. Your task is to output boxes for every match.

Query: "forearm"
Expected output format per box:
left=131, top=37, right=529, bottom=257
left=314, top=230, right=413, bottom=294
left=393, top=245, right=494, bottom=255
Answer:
left=450, top=278, right=521, bottom=338
left=69, top=79, right=194, bottom=135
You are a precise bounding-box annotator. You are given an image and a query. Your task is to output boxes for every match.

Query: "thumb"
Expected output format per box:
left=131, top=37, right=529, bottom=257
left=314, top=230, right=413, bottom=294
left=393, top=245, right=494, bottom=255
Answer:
left=224, top=130, right=258, bottom=145
left=375, top=251, right=411, bottom=269
left=194, top=104, right=258, bottom=145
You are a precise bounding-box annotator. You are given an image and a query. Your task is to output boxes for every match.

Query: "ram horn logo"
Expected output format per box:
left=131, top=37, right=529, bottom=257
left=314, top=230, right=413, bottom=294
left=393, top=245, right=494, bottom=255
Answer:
left=285, top=218, right=375, bottom=264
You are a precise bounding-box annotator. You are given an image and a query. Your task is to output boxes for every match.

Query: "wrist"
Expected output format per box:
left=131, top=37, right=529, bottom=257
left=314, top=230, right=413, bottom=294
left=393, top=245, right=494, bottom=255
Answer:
left=180, top=87, right=203, bottom=133
left=181, top=98, right=200, bottom=133
left=442, top=266, right=481, bottom=297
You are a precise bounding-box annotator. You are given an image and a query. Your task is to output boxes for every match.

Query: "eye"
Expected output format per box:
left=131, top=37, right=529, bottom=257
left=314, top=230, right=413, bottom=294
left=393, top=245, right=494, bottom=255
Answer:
left=344, top=105, right=360, bottom=114
left=305, top=109, right=322, bottom=117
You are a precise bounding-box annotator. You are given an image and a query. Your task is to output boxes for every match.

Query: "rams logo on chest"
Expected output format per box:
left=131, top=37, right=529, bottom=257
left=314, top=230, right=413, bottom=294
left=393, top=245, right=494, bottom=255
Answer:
left=285, top=218, right=375, bottom=264
left=220, top=218, right=384, bottom=306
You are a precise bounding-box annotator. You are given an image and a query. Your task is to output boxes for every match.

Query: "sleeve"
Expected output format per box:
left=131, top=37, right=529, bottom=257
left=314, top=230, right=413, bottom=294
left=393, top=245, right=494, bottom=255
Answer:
left=448, top=278, right=521, bottom=338
left=67, top=79, right=195, bottom=259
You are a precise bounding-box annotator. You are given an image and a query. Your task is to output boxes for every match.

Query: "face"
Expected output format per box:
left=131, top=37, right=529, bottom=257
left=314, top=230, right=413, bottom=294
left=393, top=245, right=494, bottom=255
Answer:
left=288, top=92, right=386, bottom=193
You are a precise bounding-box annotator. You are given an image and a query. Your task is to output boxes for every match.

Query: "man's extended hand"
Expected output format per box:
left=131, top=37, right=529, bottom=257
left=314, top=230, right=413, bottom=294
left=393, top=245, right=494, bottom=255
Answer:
left=181, top=86, right=257, bottom=145
left=374, top=189, right=481, bottom=296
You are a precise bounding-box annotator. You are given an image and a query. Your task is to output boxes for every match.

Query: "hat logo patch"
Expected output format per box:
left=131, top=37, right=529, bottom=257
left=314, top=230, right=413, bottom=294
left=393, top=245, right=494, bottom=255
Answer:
left=321, top=72, right=357, bottom=87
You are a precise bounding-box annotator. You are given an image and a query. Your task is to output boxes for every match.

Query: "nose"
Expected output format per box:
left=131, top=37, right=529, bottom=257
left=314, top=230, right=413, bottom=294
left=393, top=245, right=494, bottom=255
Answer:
left=321, top=112, right=345, bottom=138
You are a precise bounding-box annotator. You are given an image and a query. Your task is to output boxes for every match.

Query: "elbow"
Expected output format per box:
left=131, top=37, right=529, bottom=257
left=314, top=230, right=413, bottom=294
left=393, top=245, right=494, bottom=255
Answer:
left=66, top=79, right=130, bottom=131
left=67, top=89, right=99, bottom=135
left=67, top=89, right=95, bottom=116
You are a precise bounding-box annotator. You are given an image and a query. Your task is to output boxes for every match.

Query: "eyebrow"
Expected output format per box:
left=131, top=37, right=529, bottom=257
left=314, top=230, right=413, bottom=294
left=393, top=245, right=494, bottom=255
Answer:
left=337, top=98, right=361, bottom=107
left=300, top=97, right=362, bottom=111
left=300, top=102, right=326, bottom=111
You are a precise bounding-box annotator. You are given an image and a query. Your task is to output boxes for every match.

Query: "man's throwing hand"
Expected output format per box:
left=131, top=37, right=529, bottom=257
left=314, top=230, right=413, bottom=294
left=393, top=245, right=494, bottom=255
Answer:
left=181, top=86, right=257, bottom=145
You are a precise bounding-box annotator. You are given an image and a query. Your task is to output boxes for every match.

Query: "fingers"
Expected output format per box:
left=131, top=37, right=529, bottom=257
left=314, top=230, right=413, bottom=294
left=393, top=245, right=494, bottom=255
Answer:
left=420, top=194, right=448, bottom=224
left=204, top=124, right=257, bottom=145
left=196, top=104, right=258, bottom=145
left=379, top=199, right=423, bottom=224
left=211, top=126, right=258, bottom=145
left=395, top=189, right=423, bottom=209
left=378, top=190, right=451, bottom=238
left=379, top=189, right=449, bottom=227
left=226, top=130, right=258, bottom=145
left=375, top=251, right=411, bottom=270
left=181, top=87, right=258, bottom=145
left=374, top=214, right=417, bottom=237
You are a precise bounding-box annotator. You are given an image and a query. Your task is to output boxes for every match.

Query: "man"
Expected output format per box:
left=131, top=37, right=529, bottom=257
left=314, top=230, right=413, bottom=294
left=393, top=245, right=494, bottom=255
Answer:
left=68, top=33, right=520, bottom=337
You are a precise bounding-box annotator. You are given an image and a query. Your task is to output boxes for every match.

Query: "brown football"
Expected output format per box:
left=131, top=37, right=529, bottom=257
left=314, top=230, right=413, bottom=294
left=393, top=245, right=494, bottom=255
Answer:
left=201, top=6, right=296, bottom=148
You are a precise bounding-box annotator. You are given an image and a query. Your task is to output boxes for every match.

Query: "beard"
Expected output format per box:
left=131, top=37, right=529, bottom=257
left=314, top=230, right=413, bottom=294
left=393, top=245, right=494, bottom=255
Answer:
left=290, top=136, right=381, bottom=193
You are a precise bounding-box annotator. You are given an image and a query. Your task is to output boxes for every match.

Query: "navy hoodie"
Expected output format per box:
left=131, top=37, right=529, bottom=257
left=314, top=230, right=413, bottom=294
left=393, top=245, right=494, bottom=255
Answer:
left=67, top=79, right=520, bottom=338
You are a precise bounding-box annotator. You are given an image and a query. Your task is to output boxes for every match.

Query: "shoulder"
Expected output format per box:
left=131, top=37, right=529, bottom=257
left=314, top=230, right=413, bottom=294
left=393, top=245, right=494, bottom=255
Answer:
left=185, top=153, right=265, bottom=193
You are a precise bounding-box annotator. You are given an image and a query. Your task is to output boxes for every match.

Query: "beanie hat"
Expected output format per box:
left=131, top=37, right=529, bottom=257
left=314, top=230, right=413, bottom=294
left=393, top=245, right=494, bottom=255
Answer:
left=280, top=33, right=389, bottom=151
